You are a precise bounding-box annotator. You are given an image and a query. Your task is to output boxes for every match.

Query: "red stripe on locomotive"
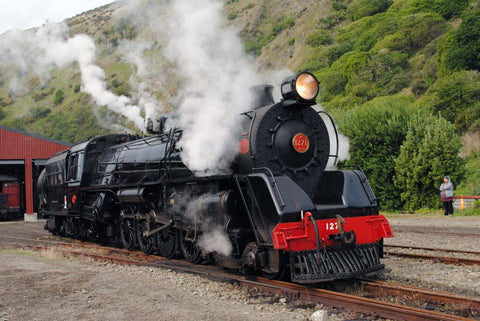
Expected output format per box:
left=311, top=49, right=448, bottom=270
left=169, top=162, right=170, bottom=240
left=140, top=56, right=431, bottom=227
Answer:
left=272, top=212, right=393, bottom=252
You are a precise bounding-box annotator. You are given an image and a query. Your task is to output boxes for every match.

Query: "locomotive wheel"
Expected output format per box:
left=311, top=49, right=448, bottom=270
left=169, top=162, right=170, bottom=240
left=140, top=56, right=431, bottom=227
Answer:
left=262, top=266, right=287, bottom=280
left=74, top=221, right=87, bottom=241
left=262, top=255, right=289, bottom=281
left=136, top=220, right=155, bottom=255
left=156, top=226, right=177, bottom=258
left=180, top=237, right=202, bottom=264
left=120, top=218, right=136, bottom=250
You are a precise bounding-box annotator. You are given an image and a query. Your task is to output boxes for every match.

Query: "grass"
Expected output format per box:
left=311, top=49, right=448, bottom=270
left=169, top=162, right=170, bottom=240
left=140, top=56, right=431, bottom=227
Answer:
left=0, top=248, right=43, bottom=257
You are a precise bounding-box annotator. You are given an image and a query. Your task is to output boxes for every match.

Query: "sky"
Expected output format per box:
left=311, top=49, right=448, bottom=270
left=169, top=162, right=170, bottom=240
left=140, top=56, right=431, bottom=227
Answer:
left=0, top=0, right=114, bottom=34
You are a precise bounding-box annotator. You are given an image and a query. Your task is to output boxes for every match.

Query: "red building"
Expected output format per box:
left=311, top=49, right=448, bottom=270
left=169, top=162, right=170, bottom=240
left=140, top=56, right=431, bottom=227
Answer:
left=0, top=125, right=69, bottom=220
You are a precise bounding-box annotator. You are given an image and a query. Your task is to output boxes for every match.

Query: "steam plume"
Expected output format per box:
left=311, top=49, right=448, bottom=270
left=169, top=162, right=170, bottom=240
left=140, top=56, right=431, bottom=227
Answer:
left=0, top=23, right=145, bottom=129
left=164, top=0, right=261, bottom=174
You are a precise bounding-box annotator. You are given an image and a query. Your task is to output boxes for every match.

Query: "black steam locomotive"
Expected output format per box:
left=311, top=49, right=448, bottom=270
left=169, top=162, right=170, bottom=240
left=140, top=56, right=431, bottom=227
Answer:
left=38, top=72, right=393, bottom=283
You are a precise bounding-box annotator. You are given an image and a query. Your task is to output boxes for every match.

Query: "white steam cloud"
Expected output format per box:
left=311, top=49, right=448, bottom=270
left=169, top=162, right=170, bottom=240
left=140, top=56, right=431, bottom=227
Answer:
left=164, top=0, right=262, bottom=174
left=198, top=228, right=233, bottom=257
left=176, top=193, right=233, bottom=257
left=0, top=23, right=145, bottom=129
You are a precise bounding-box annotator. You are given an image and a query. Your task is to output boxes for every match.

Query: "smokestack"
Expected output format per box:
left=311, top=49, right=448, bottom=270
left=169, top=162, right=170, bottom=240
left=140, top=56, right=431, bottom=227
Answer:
left=249, top=85, right=274, bottom=109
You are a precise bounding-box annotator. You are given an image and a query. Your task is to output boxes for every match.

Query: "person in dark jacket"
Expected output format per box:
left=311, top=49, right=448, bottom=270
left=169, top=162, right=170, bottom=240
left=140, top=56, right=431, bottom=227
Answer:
left=440, top=176, right=454, bottom=215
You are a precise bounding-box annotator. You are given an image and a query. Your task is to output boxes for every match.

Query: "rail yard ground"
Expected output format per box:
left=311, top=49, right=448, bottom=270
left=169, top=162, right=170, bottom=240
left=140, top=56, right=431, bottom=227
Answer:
left=0, top=214, right=479, bottom=321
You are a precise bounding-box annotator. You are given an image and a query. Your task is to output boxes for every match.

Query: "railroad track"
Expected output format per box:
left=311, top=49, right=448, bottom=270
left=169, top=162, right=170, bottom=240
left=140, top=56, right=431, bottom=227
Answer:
left=392, top=227, right=480, bottom=238
left=1, top=234, right=477, bottom=320
left=385, top=244, right=480, bottom=255
left=384, top=244, right=480, bottom=266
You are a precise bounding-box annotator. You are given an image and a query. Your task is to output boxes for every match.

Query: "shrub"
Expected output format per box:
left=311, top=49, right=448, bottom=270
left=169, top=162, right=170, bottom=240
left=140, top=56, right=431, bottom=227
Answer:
left=347, top=0, right=393, bottom=21
left=272, top=17, right=295, bottom=35
left=332, top=2, right=347, bottom=11
left=338, top=96, right=417, bottom=210
left=319, top=12, right=347, bottom=29
left=411, top=79, right=428, bottom=96
left=288, top=37, right=295, bottom=46
left=326, top=42, right=353, bottom=65
left=374, top=32, right=408, bottom=51
left=369, top=51, right=409, bottom=86
left=333, top=51, right=370, bottom=80
left=306, top=31, right=332, bottom=47
left=381, top=72, right=412, bottom=95
left=400, top=13, right=446, bottom=52
left=394, top=114, right=465, bottom=210
left=74, top=84, right=81, bottom=93
left=316, top=69, right=348, bottom=100
left=410, top=0, right=469, bottom=19
left=420, top=70, right=480, bottom=133
left=228, top=11, right=238, bottom=20
left=54, top=89, right=64, bottom=105
left=437, top=7, right=480, bottom=72
left=111, top=79, right=121, bottom=88
left=29, top=107, right=51, bottom=119
left=110, top=37, right=119, bottom=47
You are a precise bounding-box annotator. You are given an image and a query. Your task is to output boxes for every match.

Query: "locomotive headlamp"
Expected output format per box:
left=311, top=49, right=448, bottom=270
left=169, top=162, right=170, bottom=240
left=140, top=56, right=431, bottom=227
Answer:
left=281, top=72, right=319, bottom=102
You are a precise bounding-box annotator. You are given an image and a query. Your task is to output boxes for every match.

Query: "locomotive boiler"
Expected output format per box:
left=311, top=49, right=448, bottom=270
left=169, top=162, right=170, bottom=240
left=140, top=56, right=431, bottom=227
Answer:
left=38, top=72, right=393, bottom=283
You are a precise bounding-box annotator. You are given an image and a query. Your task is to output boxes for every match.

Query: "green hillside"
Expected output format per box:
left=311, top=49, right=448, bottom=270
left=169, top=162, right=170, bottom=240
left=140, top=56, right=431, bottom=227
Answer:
left=0, top=0, right=479, bottom=210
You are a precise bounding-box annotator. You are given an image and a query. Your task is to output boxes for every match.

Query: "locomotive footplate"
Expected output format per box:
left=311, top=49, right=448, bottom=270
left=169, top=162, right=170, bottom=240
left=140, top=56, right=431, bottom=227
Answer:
left=290, top=242, right=384, bottom=283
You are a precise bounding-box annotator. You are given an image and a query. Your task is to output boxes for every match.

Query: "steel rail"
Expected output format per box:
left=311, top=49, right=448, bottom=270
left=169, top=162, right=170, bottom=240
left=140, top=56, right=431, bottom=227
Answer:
left=392, top=228, right=480, bottom=237
left=360, top=279, right=480, bottom=311
left=384, top=250, right=480, bottom=266
left=21, top=243, right=474, bottom=321
left=385, top=244, right=480, bottom=255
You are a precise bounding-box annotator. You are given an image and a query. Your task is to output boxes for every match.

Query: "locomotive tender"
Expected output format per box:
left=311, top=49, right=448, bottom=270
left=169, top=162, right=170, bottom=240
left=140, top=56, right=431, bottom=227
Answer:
left=38, top=72, right=393, bottom=283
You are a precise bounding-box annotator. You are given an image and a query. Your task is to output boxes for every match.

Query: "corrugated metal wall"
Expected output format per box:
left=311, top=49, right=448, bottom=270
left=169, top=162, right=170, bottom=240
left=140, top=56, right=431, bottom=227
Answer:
left=0, top=127, right=69, bottom=214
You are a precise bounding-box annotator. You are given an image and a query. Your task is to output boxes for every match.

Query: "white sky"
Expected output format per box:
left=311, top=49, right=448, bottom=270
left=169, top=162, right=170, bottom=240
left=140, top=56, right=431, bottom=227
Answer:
left=0, top=0, right=115, bottom=34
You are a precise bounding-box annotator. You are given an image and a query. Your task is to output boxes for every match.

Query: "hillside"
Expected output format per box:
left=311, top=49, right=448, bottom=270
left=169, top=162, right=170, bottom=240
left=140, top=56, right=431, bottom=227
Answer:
left=0, top=0, right=479, bottom=209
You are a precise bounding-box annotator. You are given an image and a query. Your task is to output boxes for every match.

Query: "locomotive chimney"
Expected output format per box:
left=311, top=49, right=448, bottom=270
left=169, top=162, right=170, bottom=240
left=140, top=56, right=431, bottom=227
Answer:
left=249, top=85, right=274, bottom=109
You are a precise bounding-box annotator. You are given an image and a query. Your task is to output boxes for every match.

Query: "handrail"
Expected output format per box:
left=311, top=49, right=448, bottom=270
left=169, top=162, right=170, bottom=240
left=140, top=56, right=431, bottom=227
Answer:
left=317, top=110, right=339, bottom=166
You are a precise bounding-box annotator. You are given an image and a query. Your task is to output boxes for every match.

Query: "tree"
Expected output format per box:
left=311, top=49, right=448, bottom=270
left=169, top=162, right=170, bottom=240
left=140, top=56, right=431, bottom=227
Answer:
left=394, top=114, right=465, bottom=210
left=337, top=96, right=416, bottom=210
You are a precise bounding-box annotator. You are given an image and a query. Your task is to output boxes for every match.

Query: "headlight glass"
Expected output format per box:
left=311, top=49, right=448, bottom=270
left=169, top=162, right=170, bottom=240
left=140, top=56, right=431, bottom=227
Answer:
left=295, top=73, right=319, bottom=101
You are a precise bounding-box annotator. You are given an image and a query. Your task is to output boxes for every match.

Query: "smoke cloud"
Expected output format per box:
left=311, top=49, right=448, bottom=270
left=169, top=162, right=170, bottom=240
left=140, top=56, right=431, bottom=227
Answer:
left=0, top=23, right=145, bottom=129
left=198, top=228, right=233, bottom=257
left=163, top=0, right=262, bottom=174
left=173, top=192, right=233, bottom=257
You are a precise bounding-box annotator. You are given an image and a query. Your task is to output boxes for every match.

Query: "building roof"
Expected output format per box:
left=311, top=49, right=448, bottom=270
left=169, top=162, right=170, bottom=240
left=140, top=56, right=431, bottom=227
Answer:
left=0, top=125, right=71, bottom=147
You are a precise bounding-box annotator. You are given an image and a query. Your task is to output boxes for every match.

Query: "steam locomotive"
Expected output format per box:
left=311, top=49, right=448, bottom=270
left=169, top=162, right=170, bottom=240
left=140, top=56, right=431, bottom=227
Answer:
left=38, top=72, right=393, bottom=283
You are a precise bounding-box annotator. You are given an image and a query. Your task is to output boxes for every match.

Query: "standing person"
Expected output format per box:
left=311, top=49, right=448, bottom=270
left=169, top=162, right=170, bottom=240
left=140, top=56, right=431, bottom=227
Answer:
left=440, top=176, right=454, bottom=216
